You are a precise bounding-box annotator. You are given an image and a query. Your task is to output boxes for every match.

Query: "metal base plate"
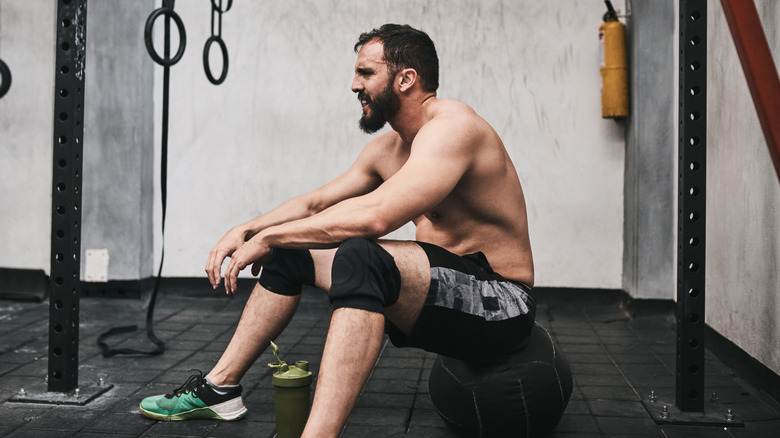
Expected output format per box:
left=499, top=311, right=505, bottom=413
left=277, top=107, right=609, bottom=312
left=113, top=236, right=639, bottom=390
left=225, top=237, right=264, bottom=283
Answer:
left=9, top=380, right=114, bottom=406
left=642, top=397, right=745, bottom=428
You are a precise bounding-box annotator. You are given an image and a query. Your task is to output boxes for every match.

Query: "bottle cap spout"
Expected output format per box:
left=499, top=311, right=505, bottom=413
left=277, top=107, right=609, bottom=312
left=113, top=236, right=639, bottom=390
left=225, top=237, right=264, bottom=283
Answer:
left=267, top=342, right=313, bottom=388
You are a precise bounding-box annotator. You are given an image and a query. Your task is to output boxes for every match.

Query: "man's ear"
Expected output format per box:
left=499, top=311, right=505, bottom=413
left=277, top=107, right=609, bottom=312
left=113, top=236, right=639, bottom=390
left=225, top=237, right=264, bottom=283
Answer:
left=397, top=68, right=418, bottom=92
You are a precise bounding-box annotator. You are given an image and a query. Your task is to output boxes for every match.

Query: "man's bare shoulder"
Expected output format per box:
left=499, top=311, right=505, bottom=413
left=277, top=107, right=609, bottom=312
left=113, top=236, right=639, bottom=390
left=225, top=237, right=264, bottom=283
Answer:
left=417, top=99, right=494, bottom=148
left=427, top=98, right=478, bottom=119
left=425, top=99, right=492, bottom=134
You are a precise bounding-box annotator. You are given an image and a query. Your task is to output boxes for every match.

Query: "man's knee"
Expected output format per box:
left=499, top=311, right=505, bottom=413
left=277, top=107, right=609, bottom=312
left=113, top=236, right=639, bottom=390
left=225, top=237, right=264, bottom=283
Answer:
left=258, top=248, right=315, bottom=295
left=329, top=237, right=402, bottom=314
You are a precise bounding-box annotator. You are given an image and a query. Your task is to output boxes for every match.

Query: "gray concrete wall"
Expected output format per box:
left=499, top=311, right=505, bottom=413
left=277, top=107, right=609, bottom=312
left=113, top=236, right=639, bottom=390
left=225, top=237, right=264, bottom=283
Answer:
left=155, top=0, right=627, bottom=287
left=623, top=0, right=677, bottom=300
left=0, top=0, right=154, bottom=283
left=0, top=1, right=54, bottom=273
left=707, top=0, right=780, bottom=375
left=81, top=0, right=155, bottom=281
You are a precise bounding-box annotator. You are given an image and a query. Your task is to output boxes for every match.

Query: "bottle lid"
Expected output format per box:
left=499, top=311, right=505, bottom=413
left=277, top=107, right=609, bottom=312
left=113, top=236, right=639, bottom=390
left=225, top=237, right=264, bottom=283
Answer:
left=272, top=361, right=313, bottom=387
left=267, top=342, right=313, bottom=387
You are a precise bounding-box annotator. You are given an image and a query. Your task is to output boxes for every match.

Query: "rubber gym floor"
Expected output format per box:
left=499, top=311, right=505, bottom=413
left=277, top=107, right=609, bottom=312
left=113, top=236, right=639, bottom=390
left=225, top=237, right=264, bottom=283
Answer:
left=1, top=286, right=779, bottom=437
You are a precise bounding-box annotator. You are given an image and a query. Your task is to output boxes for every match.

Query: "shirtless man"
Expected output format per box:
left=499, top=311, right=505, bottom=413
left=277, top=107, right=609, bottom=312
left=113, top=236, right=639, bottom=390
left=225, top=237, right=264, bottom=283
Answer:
left=140, top=24, right=536, bottom=437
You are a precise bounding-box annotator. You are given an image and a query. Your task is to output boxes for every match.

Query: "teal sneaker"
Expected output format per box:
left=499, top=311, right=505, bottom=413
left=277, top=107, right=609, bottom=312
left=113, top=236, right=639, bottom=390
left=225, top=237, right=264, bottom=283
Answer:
left=139, top=370, right=247, bottom=421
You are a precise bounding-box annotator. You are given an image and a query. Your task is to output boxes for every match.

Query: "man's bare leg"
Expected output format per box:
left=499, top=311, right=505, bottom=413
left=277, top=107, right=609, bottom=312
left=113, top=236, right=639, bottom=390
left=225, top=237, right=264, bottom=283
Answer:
left=207, top=283, right=301, bottom=386
left=207, top=248, right=337, bottom=386
left=303, top=308, right=384, bottom=437
left=302, top=242, right=430, bottom=437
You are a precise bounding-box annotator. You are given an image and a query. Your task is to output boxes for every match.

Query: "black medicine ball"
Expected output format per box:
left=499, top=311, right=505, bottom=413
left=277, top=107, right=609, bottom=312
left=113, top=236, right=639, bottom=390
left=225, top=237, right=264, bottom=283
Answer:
left=428, top=324, right=573, bottom=437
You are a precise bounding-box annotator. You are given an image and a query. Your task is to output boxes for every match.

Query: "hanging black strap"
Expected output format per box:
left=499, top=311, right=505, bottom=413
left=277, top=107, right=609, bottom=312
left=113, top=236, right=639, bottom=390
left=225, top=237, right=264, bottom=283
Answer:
left=0, top=4, right=10, bottom=98
left=97, top=0, right=186, bottom=357
left=0, top=59, right=10, bottom=99
left=203, top=0, right=231, bottom=85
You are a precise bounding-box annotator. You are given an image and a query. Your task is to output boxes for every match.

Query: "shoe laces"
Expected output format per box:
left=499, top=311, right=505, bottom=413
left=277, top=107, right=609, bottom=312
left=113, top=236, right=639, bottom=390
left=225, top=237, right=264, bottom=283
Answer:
left=166, top=369, right=206, bottom=399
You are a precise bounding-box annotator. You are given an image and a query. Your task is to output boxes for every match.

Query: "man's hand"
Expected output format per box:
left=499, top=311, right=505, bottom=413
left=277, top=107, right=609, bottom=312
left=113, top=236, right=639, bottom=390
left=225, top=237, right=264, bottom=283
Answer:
left=205, top=227, right=248, bottom=290
left=222, top=237, right=273, bottom=294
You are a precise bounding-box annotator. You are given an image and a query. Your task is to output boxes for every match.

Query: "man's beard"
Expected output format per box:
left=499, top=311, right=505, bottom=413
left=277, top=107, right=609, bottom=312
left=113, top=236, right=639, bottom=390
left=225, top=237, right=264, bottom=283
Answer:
left=359, top=78, right=401, bottom=134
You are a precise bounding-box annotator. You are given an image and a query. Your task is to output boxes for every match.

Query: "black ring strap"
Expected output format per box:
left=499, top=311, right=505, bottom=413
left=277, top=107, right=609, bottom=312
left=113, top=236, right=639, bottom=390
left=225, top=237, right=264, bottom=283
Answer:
left=98, top=0, right=188, bottom=357
left=144, top=4, right=186, bottom=67
left=0, top=59, right=11, bottom=98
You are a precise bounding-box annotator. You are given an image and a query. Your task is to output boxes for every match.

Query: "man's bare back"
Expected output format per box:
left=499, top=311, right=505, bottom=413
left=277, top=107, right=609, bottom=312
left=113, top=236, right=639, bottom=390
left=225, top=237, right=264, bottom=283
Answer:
left=363, top=98, right=534, bottom=286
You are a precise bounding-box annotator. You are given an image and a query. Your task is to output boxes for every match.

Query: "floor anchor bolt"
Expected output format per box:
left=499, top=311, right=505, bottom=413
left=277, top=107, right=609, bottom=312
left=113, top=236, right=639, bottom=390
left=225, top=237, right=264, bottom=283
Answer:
left=660, top=405, right=669, bottom=419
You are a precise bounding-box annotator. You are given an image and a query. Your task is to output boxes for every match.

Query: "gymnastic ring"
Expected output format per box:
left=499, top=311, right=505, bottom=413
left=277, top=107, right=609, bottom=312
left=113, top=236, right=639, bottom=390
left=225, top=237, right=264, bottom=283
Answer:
left=144, top=7, right=187, bottom=67
left=203, top=35, right=229, bottom=85
left=0, top=59, right=11, bottom=99
left=211, top=0, right=233, bottom=13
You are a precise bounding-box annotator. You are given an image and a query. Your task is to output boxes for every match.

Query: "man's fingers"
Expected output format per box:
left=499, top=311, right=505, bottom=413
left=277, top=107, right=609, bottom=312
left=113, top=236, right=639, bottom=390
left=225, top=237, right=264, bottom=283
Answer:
left=223, top=260, right=233, bottom=294
left=205, top=251, right=218, bottom=287
left=207, top=248, right=230, bottom=289
left=224, top=255, right=244, bottom=294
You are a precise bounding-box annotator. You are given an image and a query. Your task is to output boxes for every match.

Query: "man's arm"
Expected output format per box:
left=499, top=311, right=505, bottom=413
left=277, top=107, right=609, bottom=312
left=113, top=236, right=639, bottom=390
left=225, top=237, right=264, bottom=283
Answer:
left=221, top=115, right=480, bottom=292
left=205, top=137, right=386, bottom=288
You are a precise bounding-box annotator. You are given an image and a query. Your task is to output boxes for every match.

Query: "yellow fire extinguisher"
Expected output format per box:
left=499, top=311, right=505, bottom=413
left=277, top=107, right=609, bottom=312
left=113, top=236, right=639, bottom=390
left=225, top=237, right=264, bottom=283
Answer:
left=599, top=0, right=629, bottom=118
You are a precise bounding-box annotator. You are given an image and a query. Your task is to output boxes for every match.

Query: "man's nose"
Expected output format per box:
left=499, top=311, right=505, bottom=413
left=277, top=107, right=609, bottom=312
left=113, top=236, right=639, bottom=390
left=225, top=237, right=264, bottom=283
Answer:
left=351, top=76, right=363, bottom=93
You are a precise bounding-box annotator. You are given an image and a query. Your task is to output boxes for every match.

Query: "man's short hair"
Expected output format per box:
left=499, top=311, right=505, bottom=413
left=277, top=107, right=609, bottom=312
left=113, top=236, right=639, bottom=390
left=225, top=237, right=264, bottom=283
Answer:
left=355, top=24, right=439, bottom=93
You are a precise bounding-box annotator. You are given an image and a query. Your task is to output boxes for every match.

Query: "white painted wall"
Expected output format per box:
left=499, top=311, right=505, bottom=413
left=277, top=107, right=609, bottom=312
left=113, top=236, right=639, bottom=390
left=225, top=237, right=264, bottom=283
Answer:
left=707, top=0, right=780, bottom=375
left=0, top=1, right=54, bottom=272
left=154, top=0, right=626, bottom=287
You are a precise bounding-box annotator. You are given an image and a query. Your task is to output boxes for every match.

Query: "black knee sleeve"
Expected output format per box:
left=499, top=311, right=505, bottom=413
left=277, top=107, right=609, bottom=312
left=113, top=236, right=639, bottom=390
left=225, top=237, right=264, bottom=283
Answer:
left=329, top=237, right=401, bottom=314
left=258, top=248, right=315, bottom=296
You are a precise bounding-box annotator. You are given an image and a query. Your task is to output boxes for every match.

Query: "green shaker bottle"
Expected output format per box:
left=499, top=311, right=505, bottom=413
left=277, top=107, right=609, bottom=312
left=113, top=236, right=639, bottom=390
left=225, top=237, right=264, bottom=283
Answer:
left=268, top=341, right=312, bottom=438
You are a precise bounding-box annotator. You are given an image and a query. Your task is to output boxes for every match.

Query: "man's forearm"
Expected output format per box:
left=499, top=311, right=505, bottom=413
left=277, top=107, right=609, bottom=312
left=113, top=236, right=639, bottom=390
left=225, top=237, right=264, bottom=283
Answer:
left=238, top=195, right=320, bottom=240
left=255, top=196, right=390, bottom=250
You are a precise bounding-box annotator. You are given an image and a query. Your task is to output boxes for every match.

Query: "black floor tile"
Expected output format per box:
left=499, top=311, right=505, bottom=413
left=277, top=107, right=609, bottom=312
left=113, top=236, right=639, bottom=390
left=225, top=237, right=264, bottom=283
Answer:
left=81, top=411, right=154, bottom=435
left=570, top=362, right=622, bottom=376
left=355, top=393, right=415, bottom=408
left=209, top=420, right=276, bottom=438
left=586, top=398, right=649, bottom=418
left=580, top=385, right=641, bottom=401
left=565, top=353, right=615, bottom=365
left=559, top=343, right=609, bottom=354
left=595, top=416, right=664, bottom=436
left=340, top=425, right=409, bottom=437
left=577, top=373, right=631, bottom=387
left=660, top=424, right=735, bottom=438
left=554, top=413, right=601, bottom=433
left=405, top=425, right=459, bottom=437
left=145, top=419, right=220, bottom=437
left=348, top=406, right=410, bottom=427
left=0, top=290, right=777, bottom=437
left=5, top=428, right=78, bottom=438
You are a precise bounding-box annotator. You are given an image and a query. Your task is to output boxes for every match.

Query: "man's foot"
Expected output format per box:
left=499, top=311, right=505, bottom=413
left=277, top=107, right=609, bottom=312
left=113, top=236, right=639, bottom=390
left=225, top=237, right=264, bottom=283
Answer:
left=139, top=370, right=247, bottom=421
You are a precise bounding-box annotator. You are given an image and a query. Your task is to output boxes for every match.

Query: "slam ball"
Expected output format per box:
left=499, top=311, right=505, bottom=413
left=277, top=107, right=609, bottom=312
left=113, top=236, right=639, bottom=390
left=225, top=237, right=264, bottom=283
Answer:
left=428, top=324, right=572, bottom=437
